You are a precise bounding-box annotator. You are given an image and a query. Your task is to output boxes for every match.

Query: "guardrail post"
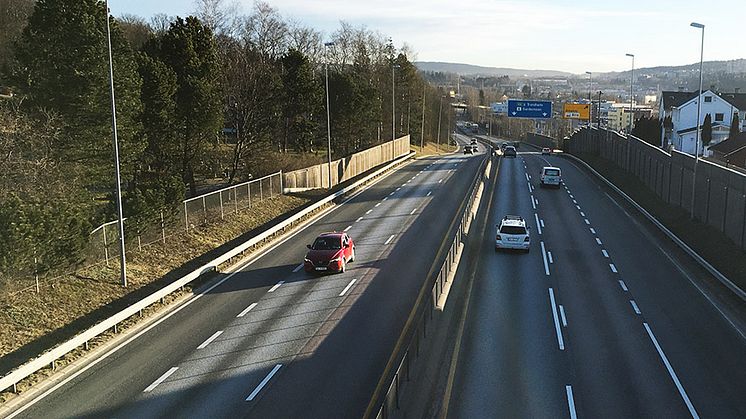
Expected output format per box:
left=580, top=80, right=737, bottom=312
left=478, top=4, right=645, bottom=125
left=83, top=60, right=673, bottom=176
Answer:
left=202, top=196, right=207, bottom=225
left=234, top=188, right=239, bottom=214
left=269, top=176, right=273, bottom=197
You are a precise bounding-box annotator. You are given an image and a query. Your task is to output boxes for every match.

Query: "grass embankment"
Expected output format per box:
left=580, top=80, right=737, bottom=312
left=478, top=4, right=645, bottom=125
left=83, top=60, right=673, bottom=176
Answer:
left=414, top=142, right=457, bottom=158
left=574, top=152, right=746, bottom=291
left=0, top=193, right=310, bottom=399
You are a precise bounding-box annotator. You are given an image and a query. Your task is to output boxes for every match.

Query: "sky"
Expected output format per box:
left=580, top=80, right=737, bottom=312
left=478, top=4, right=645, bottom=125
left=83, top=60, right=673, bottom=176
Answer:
left=109, top=0, right=744, bottom=75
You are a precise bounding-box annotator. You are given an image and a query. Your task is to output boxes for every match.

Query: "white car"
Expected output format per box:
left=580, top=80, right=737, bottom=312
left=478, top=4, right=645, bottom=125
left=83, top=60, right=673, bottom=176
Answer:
left=540, top=166, right=562, bottom=188
left=541, top=147, right=551, bottom=155
left=495, top=215, right=530, bottom=252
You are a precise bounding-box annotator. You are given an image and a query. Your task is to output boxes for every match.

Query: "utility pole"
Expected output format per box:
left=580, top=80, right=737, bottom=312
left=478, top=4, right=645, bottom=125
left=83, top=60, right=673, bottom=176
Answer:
left=437, top=95, right=443, bottom=152
left=690, top=22, right=705, bottom=219
left=324, top=41, right=335, bottom=189
left=420, top=82, right=426, bottom=153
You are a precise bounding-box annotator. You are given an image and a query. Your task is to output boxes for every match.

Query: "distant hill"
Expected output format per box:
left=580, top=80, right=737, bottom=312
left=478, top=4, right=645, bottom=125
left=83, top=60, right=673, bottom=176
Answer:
left=599, top=59, right=746, bottom=79
left=414, top=61, right=574, bottom=78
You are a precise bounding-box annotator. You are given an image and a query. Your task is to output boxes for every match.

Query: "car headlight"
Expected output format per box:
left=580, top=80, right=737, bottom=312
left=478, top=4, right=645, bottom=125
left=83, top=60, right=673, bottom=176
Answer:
left=329, top=257, right=342, bottom=263
left=304, top=258, right=312, bottom=263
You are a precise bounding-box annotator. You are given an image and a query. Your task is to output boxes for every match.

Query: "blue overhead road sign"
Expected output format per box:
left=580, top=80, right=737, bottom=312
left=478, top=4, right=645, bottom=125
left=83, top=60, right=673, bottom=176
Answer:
left=508, top=99, right=552, bottom=119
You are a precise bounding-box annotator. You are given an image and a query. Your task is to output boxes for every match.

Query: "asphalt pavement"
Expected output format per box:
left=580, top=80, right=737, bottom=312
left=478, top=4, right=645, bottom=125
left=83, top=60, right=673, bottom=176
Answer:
left=6, top=137, right=487, bottom=419
left=446, top=147, right=746, bottom=418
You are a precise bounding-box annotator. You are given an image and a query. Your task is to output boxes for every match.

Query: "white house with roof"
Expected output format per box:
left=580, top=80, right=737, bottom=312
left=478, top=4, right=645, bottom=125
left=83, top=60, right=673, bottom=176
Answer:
left=660, top=89, right=746, bottom=155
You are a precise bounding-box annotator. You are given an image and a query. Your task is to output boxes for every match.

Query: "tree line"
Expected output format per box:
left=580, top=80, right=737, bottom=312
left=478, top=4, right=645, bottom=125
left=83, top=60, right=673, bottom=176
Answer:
left=0, top=0, right=449, bottom=278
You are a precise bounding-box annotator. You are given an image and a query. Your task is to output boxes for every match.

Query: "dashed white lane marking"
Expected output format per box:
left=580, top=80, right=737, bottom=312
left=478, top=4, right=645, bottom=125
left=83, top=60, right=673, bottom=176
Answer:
left=246, top=364, right=283, bottom=401
left=534, top=197, right=539, bottom=206
left=540, top=242, right=550, bottom=276
left=643, top=323, right=700, bottom=418
left=401, top=183, right=407, bottom=187
left=559, top=305, right=568, bottom=327
left=197, top=330, right=224, bottom=349
left=619, top=280, right=629, bottom=291
left=540, top=219, right=545, bottom=228
left=630, top=300, right=642, bottom=315
left=396, top=187, right=401, bottom=191
left=548, top=251, right=554, bottom=264
left=144, top=367, right=179, bottom=393
left=566, top=385, right=578, bottom=419
left=366, top=209, right=373, bottom=215
left=584, top=219, right=591, bottom=225
left=344, top=225, right=352, bottom=232
left=525, top=173, right=530, bottom=181
left=385, top=234, right=395, bottom=245
left=237, top=303, right=258, bottom=318
left=438, top=179, right=443, bottom=183
left=570, top=194, right=574, bottom=199
left=292, top=263, right=304, bottom=272
left=355, top=217, right=363, bottom=223
left=596, top=237, right=602, bottom=245
left=375, top=202, right=381, bottom=207
left=548, top=288, right=565, bottom=350
left=576, top=205, right=582, bottom=210
left=531, top=195, right=537, bottom=210
left=339, top=278, right=358, bottom=297
left=534, top=213, right=543, bottom=235
left=526, top=182, right=532, bottom=193
left=573, top=199, right=578, bottom=204
left=602, top=249, right=609, bottom=258
left=411, top=176, right=416, bottom=180
left=383, top=197, right=388, bottom=201
left=580, top=211, right=585, bottom=217
left=268, top=281, right=284, bottom=292
left=410, top=208, right=417, bottom=215
left=609, top=264, right=618, bottom=273
left=389, top=191, right=395, bottom=196
left=590, top=228, right=597, bottom=234
left=427, top=191, right=432, bottom=197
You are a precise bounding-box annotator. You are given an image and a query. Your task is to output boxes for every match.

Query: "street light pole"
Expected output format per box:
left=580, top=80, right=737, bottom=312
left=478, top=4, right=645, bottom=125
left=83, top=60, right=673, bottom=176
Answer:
left=436, top=95, right=443, bottom=152
left=420, top=82, right=426, bottom=153
left=104, top=0, right=127, bottom=287
left=324, top=41, right=334, bottom=189
left=625, top=53, right=635, bottom=134
left=392, top=63, right=398, bottom=160
left=690, top=22, right=705, bottom=219
left=586, top=71, right=592, bottom=126
left=597, top=90, right=602, bottom=127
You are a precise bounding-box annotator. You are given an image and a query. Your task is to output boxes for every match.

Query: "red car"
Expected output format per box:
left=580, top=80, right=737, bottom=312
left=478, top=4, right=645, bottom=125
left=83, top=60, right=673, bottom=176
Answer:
left=304, top=232, right=355, bottom=273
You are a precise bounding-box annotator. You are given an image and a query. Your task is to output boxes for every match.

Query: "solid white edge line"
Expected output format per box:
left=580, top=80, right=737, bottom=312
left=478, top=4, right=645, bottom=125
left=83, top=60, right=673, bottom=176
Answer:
left=548, top=251, right=554, bottom=264
left=246, top=364, right=283, bottom=401
left=534, top=213, right=543, bottom=235
left=549, top=288, right=565, bottom=350
left=619, top=279, right=629, bottom=291
left=268, top=281, right=284, bottom=293
left=602, top=249, right=609, bottom=258
left=5, top=156, right=416, bottom=416
left=197, top=330, right=223, bottom=350
left=630, top=300, right=641, bottom=315
left=292, top=263, right=304, bottom=273
left=540, top=242, right=550, bottom=276
left=237, top=303, right=258, bottom=318
left=339, top=278, right=358, bottom=297
left=566, top=385, right=578, bottom=419
left=385, top=234, right=395, bottom=245
left=143, top=367, right=178, bottom=393
left=610, top=263, right=618, bottom=273
left=643, top=323, right=700, bottom=418
left=559, top=305, right=568, bottom=327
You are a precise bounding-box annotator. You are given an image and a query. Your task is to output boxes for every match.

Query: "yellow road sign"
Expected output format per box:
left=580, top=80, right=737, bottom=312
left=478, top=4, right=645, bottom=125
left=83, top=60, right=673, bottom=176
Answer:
left=563, top=103, right=590, bottom=120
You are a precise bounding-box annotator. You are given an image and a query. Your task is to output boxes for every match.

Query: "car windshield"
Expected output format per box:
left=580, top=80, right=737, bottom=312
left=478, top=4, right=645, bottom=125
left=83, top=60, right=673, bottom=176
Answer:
left=544, top=169, right=560, bottom=176
left=312, top=237, right=341, bottom=250
left=500, top=226, right=526, bottom=235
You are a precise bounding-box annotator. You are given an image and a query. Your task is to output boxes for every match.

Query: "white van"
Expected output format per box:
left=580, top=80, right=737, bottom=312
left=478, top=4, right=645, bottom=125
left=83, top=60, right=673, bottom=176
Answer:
left=540, top=166, right=561, bottom=188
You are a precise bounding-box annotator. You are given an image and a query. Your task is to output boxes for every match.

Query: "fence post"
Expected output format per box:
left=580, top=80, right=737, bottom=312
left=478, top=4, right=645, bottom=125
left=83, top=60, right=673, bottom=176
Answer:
left=280, top=171, right=284, bottom=195
left=184, top=201, right=189, bottom=232
left=202, top=196, right=207, bottom=225
left=248, top=182, right=251, bottom=208
left=219, top=190, right=224, bottom=220
left=269, top=176, right=273, bottom=197
left=260, top=180, right=263, bottom=201
left=34, top=253, right=40, bottom=294
left=234, top=187, right=239, bottom=214
left=160, top=211, right=166, bottom=244
left=103, top=225, right=109, bottom=267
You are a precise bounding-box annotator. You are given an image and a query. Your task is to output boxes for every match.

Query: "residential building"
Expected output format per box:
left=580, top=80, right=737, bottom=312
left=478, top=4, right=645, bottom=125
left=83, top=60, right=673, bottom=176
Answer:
left=659, top=89, right=746, bottom=155
left=606, top=103, right=653, bottom=132
left=709, top=132, right=746, bottom=168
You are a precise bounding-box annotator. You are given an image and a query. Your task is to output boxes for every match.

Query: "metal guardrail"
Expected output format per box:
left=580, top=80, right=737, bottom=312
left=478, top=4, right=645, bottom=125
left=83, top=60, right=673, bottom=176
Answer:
left=563, top=153, right=746, bottom=302
left=0, top=152, right=416, bottom=396
left=366, top=153, right=491, bottom=419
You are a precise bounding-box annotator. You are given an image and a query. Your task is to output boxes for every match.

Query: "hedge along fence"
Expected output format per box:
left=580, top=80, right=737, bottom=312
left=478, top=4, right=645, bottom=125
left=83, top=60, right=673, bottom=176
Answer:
left=283, top=136, right=411, bottom=191
left=566, top=127, right=746, bottom=249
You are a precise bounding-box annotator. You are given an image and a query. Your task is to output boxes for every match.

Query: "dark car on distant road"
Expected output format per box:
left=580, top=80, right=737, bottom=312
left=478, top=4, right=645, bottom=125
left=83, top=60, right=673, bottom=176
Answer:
left=504, top=146, right=517, bottom=157
left=304, top=232, right=355, bottom=274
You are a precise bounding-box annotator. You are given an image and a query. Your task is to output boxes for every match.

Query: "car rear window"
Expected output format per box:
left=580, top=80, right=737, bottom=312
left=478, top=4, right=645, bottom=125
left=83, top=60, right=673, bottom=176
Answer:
left=312, top=237, right=341, bottom=250
left=544, top=169, right=560, bottom=176
left=500, top=226, right=526, bottom=235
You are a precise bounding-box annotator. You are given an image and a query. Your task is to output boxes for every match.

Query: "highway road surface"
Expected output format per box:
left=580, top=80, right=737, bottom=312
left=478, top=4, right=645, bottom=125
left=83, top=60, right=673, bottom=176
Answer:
left=6, top=137, right=487, bottom=419
left=445, top=146, right=746, bottom=418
